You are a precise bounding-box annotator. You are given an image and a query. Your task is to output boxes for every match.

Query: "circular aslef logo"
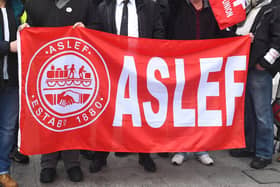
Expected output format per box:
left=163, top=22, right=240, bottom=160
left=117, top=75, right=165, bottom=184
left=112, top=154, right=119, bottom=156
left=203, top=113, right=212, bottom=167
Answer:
left=26, top=37, right=110, bottom=132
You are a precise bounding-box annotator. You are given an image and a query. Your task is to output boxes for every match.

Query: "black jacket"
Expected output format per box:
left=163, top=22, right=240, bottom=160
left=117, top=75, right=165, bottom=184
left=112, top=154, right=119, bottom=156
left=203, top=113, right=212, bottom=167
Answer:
left=168, top=0, right=234, bottom=40
left=25, top=0, right=101, bottom=29
left=0, top=1, right=24, bottom=87
left=97, top=0, right=165, bottom=39
left=155, top=0, right=169, bottom=33
left=249, top=3, right=280, bottom=75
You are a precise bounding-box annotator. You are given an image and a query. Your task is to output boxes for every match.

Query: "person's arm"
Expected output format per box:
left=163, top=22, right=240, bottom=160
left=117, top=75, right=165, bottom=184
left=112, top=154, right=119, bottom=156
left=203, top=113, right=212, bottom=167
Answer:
left=0, top=41, right=10, bottom=56
left=257, top=7, right=280, bottom=70
left=0, top=40, right=18, bottom=55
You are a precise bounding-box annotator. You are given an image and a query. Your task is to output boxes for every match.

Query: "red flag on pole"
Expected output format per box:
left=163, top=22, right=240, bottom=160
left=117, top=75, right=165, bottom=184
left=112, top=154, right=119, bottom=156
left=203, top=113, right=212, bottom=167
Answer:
left=209, top=0, right=246, bottom=29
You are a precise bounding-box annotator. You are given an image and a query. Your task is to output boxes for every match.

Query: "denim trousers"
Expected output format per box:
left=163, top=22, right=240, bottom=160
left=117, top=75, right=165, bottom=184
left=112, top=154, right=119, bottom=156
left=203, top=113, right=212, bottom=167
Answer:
left=245, top=69, right=274, bottom=159
left=0, top=86, right=19, bottom=174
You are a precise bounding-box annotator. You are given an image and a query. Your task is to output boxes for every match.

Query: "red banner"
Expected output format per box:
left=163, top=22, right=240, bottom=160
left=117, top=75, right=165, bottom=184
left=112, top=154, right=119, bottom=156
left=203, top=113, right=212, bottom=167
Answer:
left=18, top=27, right=251, bottom=155
left=209, top=0, right=246, bottom=29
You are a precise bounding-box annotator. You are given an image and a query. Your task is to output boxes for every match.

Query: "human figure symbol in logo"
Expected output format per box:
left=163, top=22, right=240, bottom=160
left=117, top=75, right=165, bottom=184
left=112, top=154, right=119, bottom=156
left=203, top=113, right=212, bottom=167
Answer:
left=69, top=64, right=75, bottom=78
left=79, top=65, right=86, bottom=79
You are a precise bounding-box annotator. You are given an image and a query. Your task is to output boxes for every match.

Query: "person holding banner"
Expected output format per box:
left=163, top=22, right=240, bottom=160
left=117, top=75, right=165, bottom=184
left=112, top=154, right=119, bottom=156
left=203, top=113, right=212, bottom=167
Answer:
left=230, top=0, right=280, bottom=169
left=21, top=0, right=101, bottom=183
left=167, top=0, right=235, bottom=166
left=0, top=0, right=24, bottom=186
left=90, top=0, right=165, bottom=173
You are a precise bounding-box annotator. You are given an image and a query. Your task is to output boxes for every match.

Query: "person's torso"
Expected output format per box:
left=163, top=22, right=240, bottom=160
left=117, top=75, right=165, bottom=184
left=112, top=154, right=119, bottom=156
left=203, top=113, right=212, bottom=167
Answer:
left=26, top=0, right=90, bottom=27
left=170, top=0, right=219, bottom=40
left=98, top=0, right=159, bottom=38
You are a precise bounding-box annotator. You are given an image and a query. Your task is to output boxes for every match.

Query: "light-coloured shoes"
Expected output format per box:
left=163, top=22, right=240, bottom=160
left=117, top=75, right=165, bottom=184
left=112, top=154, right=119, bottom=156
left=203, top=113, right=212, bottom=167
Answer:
left=171, top=154, right=185, bottom=165
left=197, top=154, right=214, bottom=166
left=0, top=174, right=18, bottom=187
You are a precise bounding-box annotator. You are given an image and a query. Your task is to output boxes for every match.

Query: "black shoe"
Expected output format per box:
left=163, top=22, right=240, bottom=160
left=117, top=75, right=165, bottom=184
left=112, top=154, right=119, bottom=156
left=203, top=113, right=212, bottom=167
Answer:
left=10, top=150, right=30, bottom=164
left=139, top=157, right=156, bottom=172
left=67, top=166, right=83, bottom=182
left=115, top=152, right=131, bottom=157
left=80, top=150, right=95, bottom=160
left=89, top=159, right=107, bottom=173
left=250, top=157, right=272, bottom=169
left=40, top=168, right=56, bottom=183
left=157, top=153, right=169, bottom=158
left=229, top=149, right=254, bottom=157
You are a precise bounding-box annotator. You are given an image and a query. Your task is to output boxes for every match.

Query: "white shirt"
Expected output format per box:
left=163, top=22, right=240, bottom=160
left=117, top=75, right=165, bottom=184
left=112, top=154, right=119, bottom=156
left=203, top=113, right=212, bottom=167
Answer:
left=115, top=0, right=139, bottom=37
left=236, top=7, right=261, bottom=35
left=1, top=8, right=9, bottom=80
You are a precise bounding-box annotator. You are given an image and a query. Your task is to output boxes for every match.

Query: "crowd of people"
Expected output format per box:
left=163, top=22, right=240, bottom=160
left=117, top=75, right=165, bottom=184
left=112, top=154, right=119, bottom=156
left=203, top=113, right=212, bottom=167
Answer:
left=0, top=0, right=280, bottom=186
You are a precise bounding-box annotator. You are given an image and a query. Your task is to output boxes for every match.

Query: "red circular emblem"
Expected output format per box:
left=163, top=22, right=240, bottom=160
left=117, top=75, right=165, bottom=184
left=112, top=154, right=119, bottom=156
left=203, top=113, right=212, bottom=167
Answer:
left=26, top=37, right=110, bottom=132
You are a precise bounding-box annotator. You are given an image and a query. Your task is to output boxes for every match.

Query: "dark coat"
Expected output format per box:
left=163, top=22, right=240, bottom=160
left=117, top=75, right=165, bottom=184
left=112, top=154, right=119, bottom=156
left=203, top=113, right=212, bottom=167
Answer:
left=0, top=0, right=24, bottom=87
left=249, top=3, right=280, bottom=75
left=167, top=0, right=234, bottom=40
left=155, top=0, right=169, bottom=33
left=97, top=0, right=165, bottom=39
left=25, top=0, right=101, bottom=29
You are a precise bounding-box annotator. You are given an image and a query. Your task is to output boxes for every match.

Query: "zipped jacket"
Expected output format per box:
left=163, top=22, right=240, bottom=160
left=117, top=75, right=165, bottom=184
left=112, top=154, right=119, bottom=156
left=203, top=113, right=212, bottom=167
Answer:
left=249, top=3, right=280, bottom=76
left=0, top=0, right=24, bottom=87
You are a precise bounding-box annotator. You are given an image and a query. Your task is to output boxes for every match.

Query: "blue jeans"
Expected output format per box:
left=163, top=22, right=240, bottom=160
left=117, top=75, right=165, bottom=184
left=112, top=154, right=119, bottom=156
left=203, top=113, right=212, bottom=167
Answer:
left=245, top=69, right=274, bottom=159
left=0, top=86, right=19, bottom=174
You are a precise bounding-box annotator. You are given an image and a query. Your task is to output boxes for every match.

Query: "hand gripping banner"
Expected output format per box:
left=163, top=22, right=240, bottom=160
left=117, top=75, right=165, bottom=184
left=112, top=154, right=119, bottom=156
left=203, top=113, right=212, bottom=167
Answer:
left=18, top=27, right=251, bottom=155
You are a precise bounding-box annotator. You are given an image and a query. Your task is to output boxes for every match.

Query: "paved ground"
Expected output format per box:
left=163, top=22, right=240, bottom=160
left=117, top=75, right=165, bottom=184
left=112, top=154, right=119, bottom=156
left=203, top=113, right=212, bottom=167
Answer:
left=10, top=150, right=280, bottom=187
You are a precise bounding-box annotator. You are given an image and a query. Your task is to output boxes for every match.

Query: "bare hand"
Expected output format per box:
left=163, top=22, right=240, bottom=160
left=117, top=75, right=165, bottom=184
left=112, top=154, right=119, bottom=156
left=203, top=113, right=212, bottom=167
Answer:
left=10, top=41, right=17, bottom=53
left=73, top=22, right=85, bottom=29
left=249, top=33, right=254, bottom=43
left=18, top=23, right=30, bottom=31
left=256, top=64, right=265, bottom=71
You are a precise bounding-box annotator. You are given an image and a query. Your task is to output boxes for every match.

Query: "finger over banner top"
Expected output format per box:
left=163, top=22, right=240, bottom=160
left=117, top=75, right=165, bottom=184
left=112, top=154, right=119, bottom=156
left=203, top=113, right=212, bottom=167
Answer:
left=18, top=27, right=251, bottom=155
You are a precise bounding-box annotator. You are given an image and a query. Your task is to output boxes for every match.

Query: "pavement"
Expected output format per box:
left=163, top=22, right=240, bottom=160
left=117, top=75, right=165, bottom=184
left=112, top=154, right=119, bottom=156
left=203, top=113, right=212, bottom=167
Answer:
left=10, top=150, right=280, bottom=187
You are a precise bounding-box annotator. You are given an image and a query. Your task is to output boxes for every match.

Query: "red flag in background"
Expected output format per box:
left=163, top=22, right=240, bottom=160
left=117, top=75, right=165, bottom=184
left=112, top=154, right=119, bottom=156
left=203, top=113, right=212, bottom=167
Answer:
left=209, top=0, right=246, bottom=29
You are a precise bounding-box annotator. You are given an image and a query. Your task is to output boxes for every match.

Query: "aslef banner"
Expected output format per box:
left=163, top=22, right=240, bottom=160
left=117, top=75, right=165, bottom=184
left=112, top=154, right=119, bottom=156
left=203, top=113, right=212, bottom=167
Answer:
left=18, top=27, right=250, bottom=155
left=209, top=0, right=246, bottom=29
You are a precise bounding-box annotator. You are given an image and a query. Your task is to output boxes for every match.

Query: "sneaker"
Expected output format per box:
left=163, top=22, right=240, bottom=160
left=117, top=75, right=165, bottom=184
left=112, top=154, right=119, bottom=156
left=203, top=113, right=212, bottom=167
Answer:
left=10, top=150, right=29, bottom=164
left=40, top=168, right=56, bottom=183
left=171, top=154, right=185, bottom=165
left=67, top=166, right=83, bottom=182
left=250, top=157, right=272, bottom=169
left=0, top=174, right=18, bottom=187
left=197, top=154, right=214, bottom=166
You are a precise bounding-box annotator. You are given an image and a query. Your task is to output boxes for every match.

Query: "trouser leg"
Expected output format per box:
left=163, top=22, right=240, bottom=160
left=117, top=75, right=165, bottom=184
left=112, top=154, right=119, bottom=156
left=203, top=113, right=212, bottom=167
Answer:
left=41, top=152, right=60, bottom=169
left=61, top=150, right=80, bottom=170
